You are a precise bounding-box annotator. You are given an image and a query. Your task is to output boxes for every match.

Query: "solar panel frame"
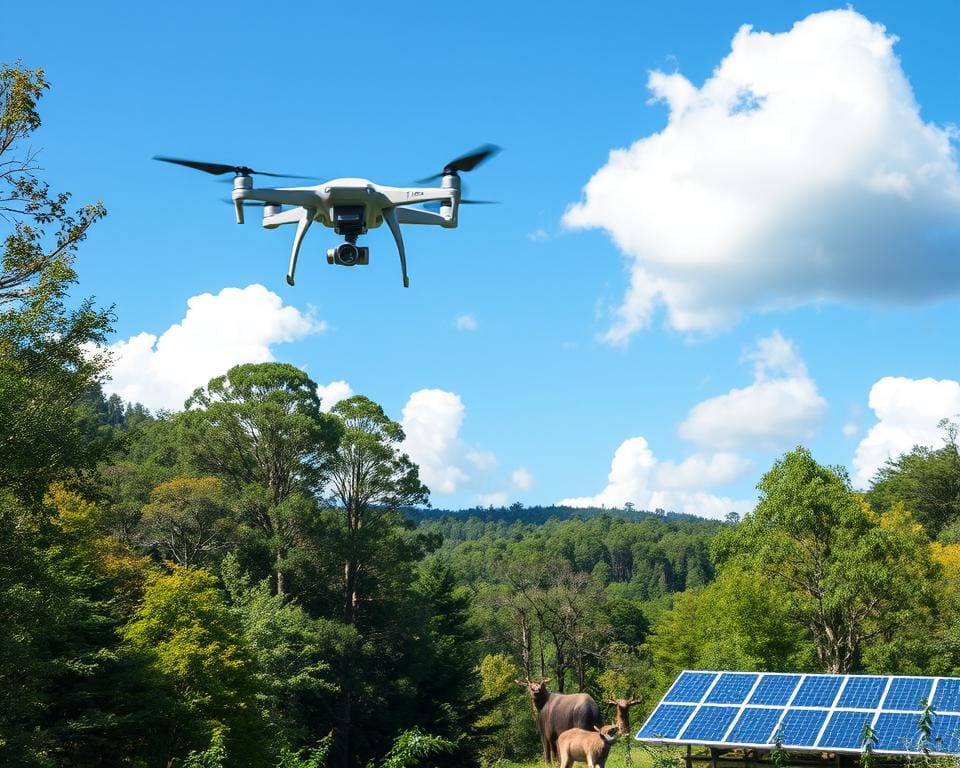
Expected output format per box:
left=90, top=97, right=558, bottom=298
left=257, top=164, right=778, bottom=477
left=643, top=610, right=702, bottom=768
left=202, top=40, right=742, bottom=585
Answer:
left=636, top=671, right=960, bottom=757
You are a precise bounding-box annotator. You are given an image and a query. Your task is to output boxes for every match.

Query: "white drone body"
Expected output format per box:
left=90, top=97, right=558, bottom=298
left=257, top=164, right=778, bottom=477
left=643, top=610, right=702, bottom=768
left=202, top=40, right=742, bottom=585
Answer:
left=232, top=173, right=461, bottom=288
left=155, top=145, right=499, bottom=288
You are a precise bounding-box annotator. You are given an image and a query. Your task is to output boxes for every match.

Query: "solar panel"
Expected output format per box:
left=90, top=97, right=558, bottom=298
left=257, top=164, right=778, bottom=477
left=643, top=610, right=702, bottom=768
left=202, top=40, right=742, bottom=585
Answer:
left=792, top=675, right=844, bottom=708
left=883, top=678, right=933, bottom=711
left=682, top=706, right=740, bottom=741
left=637, top=704, right=696, bottom=740
left=874, top=712, right=923, bottom=751
left=836, top=677, right=886, bottom=709
left=664, top=671, right=717, bottom=703
left=818, top=711, right=872, bottom=750
left=727, top=708, right=783, bottom=744
left=779, top=709, right=829, bottom=747
left=706, top=673, right=759, bottom=704
left=934, top=679, right=960, bottom=713
left=749, top=674, right=801, bottom=706
left=931, top=713, right=960, bottom=753
left=636, top=671, right=960, bottom=756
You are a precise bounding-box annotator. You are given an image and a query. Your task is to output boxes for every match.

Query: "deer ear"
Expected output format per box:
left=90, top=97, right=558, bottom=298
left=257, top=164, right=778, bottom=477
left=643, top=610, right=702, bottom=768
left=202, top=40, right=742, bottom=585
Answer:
left=541, top=677, right=551, bottom=684
left=514, top=679, right=527, bottom=687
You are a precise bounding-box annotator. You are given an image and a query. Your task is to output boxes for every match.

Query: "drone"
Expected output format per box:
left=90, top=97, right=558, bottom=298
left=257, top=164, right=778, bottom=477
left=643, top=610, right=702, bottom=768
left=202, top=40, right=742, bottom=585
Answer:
left=153, top=145, right=500, bottom=287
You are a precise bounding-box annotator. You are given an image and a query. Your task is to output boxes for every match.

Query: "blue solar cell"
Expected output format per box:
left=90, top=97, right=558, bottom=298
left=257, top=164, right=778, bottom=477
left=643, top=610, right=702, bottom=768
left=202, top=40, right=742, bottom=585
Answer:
left=874, top=712, right=922, bottom=752
left=793, top=676, right=844, bottom=708
left=750, top=674, right=802, bottom=706
left=931, top=713, right=960, bottom=754
left=664, top=672, right=718, bottom=703
left=706, top=673, right=759, bottom=704
left=883, top=678, right=933, bottom=712
left=934, top=680, right=960, bottom=714
left=728, top=708, right=784, bottom=745
left=818, top=711, right=873, bottom=750
left=680, top=706, right=740, bottom=742
left=838, top=677, right=886, bottom=709
left=779, top=709, right=829, bottom=747
left=637, top=704, right=697, bottom=739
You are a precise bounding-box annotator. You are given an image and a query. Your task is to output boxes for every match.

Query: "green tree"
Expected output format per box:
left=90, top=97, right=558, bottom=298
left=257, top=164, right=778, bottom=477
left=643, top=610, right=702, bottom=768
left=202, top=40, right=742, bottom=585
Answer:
left=0, top=62, right=113, bottom=503
left=475, top=653, right=540, bottom=764
left=121, top=565, right=270, bottom=766
left=713, top=447, right=939, bottom=673
left=647, top=569, right=813, bottom=691
left=320, top=395, right=428, bottom=767
left=139, top=476, right=236, bottom=566
left=221, top=554, right=355, bottom=754
left=868, top=419, right=960, bottom=538
left=183, top=363, right=341, bottom=595
left=0, top=488, right=164, bottom=767
left=326, top=395, right=428, bottom=625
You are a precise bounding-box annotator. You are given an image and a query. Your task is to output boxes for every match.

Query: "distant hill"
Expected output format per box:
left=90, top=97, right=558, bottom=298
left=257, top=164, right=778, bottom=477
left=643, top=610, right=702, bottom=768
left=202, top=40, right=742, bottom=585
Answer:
left=404, top=503, right=709, bottom=526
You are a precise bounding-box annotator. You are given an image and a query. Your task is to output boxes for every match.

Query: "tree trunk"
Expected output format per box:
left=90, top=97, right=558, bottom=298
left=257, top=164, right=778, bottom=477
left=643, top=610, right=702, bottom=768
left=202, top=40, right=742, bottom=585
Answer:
left=344, top=559, right=358, bottom=625
left=276, top=548, right=286, bottom=597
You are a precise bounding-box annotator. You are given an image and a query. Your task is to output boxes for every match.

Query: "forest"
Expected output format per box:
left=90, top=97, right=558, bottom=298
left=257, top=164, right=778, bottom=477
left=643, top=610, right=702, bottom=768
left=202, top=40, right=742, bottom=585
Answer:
left=4, top=62, right=960, bottom=768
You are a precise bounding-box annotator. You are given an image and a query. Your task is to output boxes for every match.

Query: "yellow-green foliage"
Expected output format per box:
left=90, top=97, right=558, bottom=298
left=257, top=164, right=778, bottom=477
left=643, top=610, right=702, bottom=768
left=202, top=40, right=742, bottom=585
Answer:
left=121, top=564, right=269, bottom=765
left=476, top=653, right=540, bottom=765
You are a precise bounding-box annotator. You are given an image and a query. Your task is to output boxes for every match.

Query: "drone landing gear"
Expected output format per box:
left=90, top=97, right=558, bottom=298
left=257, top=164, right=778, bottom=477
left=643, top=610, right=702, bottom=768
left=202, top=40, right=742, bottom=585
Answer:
left=382, top=207, right=410, bottom=288
left=287, top=208, right=317, bottom=286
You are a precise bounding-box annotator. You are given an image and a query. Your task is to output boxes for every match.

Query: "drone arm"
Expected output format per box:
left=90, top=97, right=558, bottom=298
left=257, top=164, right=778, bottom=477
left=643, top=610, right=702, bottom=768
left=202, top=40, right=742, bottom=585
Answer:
left=382, top=206, right=409, bottom=288
left=262, top=207, right=305, bottom=228
left=394, top=207, right=447, bottom=226
left=382, top=186, right=456, bottom=207
left=287, top=208, right=317, bottom=286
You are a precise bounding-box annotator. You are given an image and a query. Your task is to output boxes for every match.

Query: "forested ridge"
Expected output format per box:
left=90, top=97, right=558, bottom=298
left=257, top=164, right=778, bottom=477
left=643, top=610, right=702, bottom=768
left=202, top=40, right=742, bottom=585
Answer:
left=6, top=62, right=960, bottom=768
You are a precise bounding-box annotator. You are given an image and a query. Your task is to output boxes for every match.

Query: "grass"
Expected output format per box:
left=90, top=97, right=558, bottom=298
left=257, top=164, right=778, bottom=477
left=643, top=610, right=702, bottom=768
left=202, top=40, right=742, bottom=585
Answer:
left=499, top=743, right=663, bottom=768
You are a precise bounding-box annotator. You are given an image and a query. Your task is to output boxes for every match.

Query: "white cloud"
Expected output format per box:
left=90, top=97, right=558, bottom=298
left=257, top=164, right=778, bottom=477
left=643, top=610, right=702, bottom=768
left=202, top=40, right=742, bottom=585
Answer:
left=653, top=452, right=752, bottom=490
left=852, top=377, right=960, bottom=486
left=401, top=389, right=497, bottom=496
left=511, top=468, right=535, bottom=491
left=557, top=436, right=753, bottom=519
left=103, top=284, right=325, bottom=411
left=527, top=227, right=551, bottom=242
left=564, top=9, right=960, bottom=342
left=455, top=314, right=479, bottom=332
left=678, top=332, right=827, bottom=451
left=316, top=380, right=353, bottom=412
left=477, top=491, right=509, bottom=507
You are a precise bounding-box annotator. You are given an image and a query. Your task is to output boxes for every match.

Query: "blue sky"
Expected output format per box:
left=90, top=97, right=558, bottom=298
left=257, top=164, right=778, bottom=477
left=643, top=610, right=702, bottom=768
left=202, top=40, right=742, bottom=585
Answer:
left=8, top=1, right=960, bottom=514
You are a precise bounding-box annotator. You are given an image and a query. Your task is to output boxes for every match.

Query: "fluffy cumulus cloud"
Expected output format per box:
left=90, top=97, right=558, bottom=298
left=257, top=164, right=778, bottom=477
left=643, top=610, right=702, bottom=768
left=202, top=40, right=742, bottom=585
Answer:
left=401, top=389, right=497, bottom=496
left=511, top=468, right=535, bottom=491
left=557, top=437, right=753, bottom=519
left=852, top=377, right=960, bottom=486
left=103, top=284, right=325, bottom=411
left=678, top=332, right=827, bottom=451
left=316, top=380, right=353, bottom=412
left=564, top=9, right=960, bottom=342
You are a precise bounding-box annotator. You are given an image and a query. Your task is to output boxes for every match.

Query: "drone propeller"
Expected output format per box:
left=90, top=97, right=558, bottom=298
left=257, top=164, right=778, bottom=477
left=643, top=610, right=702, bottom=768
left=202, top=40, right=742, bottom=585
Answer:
left=416, top=144, right=501, bottom=184
left=154, top=155, right=314, bottom=179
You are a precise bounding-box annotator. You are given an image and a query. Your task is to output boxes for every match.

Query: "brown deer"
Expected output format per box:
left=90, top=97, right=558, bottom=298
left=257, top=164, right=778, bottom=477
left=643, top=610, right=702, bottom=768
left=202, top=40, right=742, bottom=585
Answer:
left=516, top=678, right=601, bottom=765
left=557, top=724, right=619, bottom=768
left=606, top=698, right=642, bottom=765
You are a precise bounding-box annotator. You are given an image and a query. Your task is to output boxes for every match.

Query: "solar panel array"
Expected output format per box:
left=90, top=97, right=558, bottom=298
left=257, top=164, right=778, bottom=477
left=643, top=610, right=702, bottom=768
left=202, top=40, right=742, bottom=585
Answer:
left=636, top=671, right=960, bottom=756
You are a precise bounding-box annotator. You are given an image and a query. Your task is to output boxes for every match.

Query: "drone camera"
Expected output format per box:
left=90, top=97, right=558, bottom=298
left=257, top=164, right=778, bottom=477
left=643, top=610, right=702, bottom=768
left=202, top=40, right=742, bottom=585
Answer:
left=333, top=205, right=367, bottom=237
left=327, top=243, right=369, bottom=267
